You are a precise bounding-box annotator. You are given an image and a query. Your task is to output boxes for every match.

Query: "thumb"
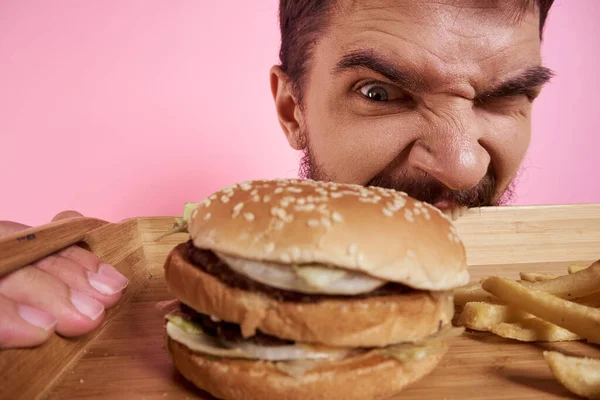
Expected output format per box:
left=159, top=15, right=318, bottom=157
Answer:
left=52, top=210, right=84, bottom=222
left=0, top=221, right=31, bottom=236
left=0, top=210, right=85, bottom=237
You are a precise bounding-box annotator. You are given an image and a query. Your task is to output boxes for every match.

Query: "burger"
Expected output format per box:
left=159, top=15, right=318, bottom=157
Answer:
left=161, top=179, right=469, bottom=400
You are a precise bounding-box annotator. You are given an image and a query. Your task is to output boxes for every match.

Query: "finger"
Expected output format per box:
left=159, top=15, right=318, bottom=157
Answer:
left=57, top=245, right=102, bottom=272
left=34, top=254, right=127, bottom=308
left=52, top=210, right=84, bottom=221
left=0, top=266, right=105, bottom=337
left=0, top=220, right=30, bottom=236
left=0, top=294, right=56, bottom=349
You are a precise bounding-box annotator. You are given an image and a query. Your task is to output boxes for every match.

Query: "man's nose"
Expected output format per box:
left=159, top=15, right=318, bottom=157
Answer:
left=407, top=107, right=491, bottom=191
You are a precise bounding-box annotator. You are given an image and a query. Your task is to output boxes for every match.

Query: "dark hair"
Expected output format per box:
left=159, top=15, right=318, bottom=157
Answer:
left=278, top=0, right=555, bottom=104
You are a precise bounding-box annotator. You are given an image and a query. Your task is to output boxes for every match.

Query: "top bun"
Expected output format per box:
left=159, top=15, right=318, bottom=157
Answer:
left=188, top=179, right=469, bottom=291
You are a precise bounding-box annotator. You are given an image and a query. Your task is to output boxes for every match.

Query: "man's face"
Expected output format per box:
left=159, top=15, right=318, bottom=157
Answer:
left=273, top=0, right=551, bottom=212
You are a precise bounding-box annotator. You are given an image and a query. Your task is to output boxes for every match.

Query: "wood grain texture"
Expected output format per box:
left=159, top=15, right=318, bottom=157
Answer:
left=0, top=217, right=109, bottom=277
left=1, top=204, right=600, bottom=400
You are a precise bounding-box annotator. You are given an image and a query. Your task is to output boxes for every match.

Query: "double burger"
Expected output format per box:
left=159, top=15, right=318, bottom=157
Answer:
left=162, top=179, right=469, bottom=400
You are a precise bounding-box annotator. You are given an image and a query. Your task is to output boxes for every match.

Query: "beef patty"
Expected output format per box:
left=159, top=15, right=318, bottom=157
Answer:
left=179, top=303, right=293, bottom=346
left=184, top=240, right=413, bottom=303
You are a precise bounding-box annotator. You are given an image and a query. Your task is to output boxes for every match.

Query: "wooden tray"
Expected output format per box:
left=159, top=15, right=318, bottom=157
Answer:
left=2, top=204, right=600, bottom=400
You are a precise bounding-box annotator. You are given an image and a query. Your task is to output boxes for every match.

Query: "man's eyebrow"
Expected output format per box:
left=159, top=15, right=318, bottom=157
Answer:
left=477, top=66, right=555, bottom=100
left=333, top=50, right=424, bottom=92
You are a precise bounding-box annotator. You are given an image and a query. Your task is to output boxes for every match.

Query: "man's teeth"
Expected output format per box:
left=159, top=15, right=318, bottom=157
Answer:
left=442, top=206, right=468, bottom=221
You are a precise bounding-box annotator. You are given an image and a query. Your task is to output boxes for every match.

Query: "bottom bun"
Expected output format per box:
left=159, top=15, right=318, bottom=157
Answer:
left=167, top=335, right=446, bottom=400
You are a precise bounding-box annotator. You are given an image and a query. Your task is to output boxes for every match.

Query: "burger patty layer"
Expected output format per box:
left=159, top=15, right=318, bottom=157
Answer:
left=178, top=303, right=293, bottom=346
left=184, top=240, right=412, bottom=302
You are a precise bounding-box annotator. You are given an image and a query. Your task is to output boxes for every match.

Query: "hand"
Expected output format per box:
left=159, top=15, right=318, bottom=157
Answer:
left=0, top=211, right=129, bottom=349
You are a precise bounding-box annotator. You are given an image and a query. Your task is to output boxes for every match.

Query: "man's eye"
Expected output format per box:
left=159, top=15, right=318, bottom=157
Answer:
left=358, top=83, right=405, bottom=102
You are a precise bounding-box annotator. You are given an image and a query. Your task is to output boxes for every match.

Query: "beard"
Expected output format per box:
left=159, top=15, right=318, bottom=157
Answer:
left=298, top=133, right=515, bottom=208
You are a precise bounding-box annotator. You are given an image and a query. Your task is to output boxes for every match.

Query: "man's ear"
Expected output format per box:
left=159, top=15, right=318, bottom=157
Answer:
left=270, top=65, right=305, bottom=150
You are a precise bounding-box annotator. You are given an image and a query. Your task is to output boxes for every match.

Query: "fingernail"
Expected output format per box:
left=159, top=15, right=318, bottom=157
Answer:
left=70, top=291, right=104, bottom=320
left=18, top=304, right=57, bottom=331
left=87, top=264, right=129, bottom=295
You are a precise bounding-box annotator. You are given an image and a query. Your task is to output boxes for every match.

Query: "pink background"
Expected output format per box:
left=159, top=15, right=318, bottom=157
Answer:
left=1, top=0, right=598, bottom=226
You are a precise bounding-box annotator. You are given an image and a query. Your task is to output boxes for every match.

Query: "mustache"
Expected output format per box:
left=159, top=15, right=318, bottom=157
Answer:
left=298, top=139, right=513, bottom=208
left=366, top=172, right=506, bottom=208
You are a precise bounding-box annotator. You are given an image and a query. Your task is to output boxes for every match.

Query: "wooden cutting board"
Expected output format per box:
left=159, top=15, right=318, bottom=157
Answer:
left=1, top=204, right=599, bottom=400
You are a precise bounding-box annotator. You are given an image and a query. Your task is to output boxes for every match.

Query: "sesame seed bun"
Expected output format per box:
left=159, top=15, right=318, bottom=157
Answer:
left=166, top=335, right=447, bottom=400
left=189, top=179, right=469, bottom=291
left=164, top=243, right=454, bottom=347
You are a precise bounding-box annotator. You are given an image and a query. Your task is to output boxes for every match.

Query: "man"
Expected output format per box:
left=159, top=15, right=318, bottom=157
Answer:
left=0, top=0, right=554, bottom=349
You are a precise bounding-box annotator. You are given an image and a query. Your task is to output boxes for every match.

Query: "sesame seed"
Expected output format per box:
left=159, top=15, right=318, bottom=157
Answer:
left=252, top=195, right=260, bottom=202
left=294, top=203, right=316, bottom=212
left=348, top=244, right=358, bottom=255
left=263, top=195, right=272, bottom=203
left=330, top=192, right=343, bottom=199
left=280, top=253, right=292, bottom=263
left=240, top=183, right=252, bottom=191
left=321, top=217, right=332, bottom=228
left=332, top=212, right=344, bottom=223
left=264, top=242, right=276, bottom=253
left=274, top=188, right=284, bottom=194
left=383, top=208, right=394, bottom=217
left=191, top=209, right=198, bottom=219
left=232, top=202, right=244, bottom=215
left=220, top=195, right=230, bottom=204
left=358, top=197, right=375, bottom=203
left=317, top=204, right=328, bottom=213
left=250, top=189, right=259, bottom=196
left=286, top=187, right=302, bottom=193
left=307, top=219, right=320, bottom=228
left=274, top=220, right=285, bottom=230
left=243, top=212, right=255, bottom=221
left=209, top=194, right=217, bottom=200
left=414, top=208, right=422, bottom=216
left=297, top=198, right=306, bottom=205
left=201, top=198, right=211, bottom=207
left=270, top=207, right=287, bottom=219
left=204, top=213, right=211, bottom=221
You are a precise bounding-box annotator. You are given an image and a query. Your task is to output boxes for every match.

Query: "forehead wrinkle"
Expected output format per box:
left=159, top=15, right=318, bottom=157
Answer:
left=337, top=0, right=540, bottom=29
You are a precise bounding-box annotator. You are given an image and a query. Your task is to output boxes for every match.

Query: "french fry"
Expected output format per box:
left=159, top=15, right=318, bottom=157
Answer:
left=523, top=260, right=600, bottom=299
left=519, top=272, right=560, bottom=283
left=456, top=302, right=529, bottom=331
left=489, top=318, right=582, bottom=342
left=453, top=283, right=500, bottom=306
left=544, top=351, right=600, bottom=400
left=575, top=291, right=600, bottom=308
left=481, top=277, right=600, bottom=344
left=568, top=264, right=587, bottom=274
